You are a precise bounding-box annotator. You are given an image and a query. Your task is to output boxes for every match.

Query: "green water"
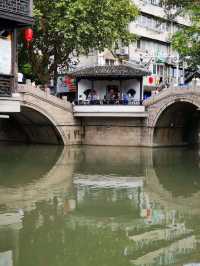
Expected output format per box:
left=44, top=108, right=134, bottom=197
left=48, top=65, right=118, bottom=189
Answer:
left=0, top=145, right=200, bottom=266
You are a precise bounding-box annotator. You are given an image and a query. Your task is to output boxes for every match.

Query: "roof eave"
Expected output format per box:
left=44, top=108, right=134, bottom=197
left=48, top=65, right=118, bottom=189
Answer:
left=75, top=75, right=148, bottom=80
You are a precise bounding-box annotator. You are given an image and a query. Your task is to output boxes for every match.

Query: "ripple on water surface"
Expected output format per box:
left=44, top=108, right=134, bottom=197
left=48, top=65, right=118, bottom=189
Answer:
left=0, top=145, right=200, bottom=266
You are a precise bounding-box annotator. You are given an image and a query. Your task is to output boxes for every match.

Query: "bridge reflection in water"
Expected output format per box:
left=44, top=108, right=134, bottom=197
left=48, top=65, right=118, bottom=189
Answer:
left=0, top=146, right=200, bottom=265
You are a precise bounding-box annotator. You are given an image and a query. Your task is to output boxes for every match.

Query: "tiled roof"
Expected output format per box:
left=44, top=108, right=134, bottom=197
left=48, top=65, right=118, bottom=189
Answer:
left=69, top=64, right=151, bottom=79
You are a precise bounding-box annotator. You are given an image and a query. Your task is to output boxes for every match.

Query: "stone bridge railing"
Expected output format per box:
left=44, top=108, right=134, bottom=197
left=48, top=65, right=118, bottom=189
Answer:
left=143, top=85, right=200, bottom=108
left=17, top=84, right=72, bottom=113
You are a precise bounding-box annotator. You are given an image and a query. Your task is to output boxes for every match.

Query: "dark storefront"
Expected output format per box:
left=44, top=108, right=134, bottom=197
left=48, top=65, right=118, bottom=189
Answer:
left=0, top=0, right=33, bottom=96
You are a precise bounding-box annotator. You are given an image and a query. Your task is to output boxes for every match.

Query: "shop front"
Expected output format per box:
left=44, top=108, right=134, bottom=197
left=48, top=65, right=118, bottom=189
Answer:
left=0, top=0, right=33, bottom=96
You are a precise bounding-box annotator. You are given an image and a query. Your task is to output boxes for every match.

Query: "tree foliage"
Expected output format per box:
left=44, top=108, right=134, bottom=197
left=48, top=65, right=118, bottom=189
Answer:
left=19, top=0, right=138, bottom=84
left=161, top=0, right=200, bottom=9
left=172, top=7, right=200, bottom=69
left=161, top=0, right=200, bottom=70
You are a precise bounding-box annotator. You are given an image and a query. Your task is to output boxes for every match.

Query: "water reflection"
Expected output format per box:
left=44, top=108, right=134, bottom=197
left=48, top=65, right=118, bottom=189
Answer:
left=153, top=148, right=200, bottom=197
left=0, top=145, right=200, bottom=266
left=0, top=144, right=62, bottom=187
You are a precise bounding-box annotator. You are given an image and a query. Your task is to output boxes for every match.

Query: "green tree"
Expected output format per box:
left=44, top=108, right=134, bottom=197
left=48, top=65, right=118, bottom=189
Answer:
left=19, top=0, right=138, bottom=85
left=160, top=0, right=200, bottom=70
left=172, top=6, right=200, bottom=70
left=161, top=0, right=200, bottom=9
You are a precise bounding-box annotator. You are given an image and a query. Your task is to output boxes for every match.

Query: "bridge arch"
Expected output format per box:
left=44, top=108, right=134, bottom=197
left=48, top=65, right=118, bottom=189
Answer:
left=152, top=99, right=200, bottom=146
left=21, top=102, right=65, bottom=144
left=0, top=104, right=65, bottom=145
left=10, top=85, right=82, bottom=146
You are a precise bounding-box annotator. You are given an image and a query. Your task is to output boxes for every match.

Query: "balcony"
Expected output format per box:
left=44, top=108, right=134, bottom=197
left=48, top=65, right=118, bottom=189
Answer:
left=0, top=0, right=33, bottom=25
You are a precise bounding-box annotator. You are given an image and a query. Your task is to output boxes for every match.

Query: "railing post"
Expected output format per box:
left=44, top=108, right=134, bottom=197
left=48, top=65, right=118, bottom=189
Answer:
left=192, top=79, right=197, bottom=90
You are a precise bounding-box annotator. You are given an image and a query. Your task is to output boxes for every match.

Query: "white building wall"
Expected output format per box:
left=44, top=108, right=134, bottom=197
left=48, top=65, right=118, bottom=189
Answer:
left=78, top=53, right=98, bottom=68
left=122, top=79, right=141, bottom=99
left=133, top=0, right=190, bottom=26
left=78, top=80, right=92, bottom=97
left=129, top=21, right=170, bottom=43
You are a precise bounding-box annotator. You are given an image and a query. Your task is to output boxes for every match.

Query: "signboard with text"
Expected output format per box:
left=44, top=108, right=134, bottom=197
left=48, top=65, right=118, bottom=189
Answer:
left=0, top=36, right=12, bottom=75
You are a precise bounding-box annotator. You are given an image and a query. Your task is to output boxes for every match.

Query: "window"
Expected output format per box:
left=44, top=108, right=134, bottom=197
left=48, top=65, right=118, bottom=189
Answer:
left=143, top=0, right=162, bottom=7
left=140, top=39, right=169, bottom=57
left=105, top=59, right=115, bottom=66
left=137, top=40, right=141, bottom=49
left=152, top=64, right=165, bottom=76
left=153, top=64, right=157, bottom=75
left=136, top=15, right=169, bottom=33
left=157, top=65, right=164, bottom=76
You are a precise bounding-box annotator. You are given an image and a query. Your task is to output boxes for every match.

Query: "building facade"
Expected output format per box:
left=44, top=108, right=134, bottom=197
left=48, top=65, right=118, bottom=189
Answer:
left=0, top=0, right=33, bottom=96
left=77, top=0, right=189, bottom=98
left=129, top=0, right=189, bottom=96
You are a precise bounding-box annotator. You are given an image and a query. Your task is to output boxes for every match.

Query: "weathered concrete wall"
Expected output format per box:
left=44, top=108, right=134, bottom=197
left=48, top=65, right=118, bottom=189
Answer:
left=81, top=117, right=149, bottom=146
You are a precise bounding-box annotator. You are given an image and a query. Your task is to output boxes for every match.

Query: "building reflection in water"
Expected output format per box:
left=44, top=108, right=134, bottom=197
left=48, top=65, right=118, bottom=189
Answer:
left=0, top=145, right=200, bottom=265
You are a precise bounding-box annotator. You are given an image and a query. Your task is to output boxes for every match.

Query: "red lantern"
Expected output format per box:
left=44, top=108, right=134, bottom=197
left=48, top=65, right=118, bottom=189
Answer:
left=24, top=28, right=33, bottom=44
left=148, top=76, right=154, bottom=85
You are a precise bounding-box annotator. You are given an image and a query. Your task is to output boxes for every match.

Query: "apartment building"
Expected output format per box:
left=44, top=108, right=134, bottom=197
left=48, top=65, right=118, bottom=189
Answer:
left=129, top=0, right=189, bottom=95
left=77, top=0, right=189, bottom=97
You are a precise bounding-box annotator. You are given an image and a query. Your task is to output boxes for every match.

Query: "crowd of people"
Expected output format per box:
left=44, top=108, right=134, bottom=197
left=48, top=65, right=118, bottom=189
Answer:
left=77, top=88, right=139, bottom=105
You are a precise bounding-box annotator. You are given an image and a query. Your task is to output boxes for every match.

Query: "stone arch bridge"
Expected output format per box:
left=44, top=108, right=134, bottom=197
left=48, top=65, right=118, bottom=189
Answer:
left=1, top=85, right=200, bottom=147
left=144, top=86, right=200, bottom=146
left=0, top=85, right=82, bottom=145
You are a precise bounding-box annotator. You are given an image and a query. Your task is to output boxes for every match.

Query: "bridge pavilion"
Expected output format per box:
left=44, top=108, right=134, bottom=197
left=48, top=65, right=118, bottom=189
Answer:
left=69, top=63, right=150, bottom=117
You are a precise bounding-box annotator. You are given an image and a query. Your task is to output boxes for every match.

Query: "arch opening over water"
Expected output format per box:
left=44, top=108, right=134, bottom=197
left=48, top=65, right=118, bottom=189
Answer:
left=0, top=106, right=64, bottom=145
left=153, top=101, right=200, bottom=147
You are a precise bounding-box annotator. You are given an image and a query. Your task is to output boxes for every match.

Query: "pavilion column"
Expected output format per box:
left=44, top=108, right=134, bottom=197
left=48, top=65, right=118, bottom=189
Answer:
left=119, top=80, right=122, bottom=99
left=139, top=78, right=143, bottom=105
left=12, top=28, right=18, bottom=93
left=91, top=80, right=94, bottom=91
left=76, top=78, right=79, bottom=101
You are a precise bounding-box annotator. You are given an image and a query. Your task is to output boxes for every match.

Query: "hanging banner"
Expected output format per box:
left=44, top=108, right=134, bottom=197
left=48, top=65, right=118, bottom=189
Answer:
left=0, top=35, right=12, bottom=75
left=65, top=77, right=76, bottom=92
left=57, top=75, right=76, bottom=93
left=57, top=76, right=69, bottom=93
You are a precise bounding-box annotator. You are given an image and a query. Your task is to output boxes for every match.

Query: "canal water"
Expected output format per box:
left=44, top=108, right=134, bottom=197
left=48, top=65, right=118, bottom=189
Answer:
left=0, top=144, right=200, bottom=266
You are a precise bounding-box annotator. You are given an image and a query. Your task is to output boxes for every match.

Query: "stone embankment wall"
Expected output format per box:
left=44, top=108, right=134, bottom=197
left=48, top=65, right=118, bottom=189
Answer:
left=80, top=117, right=151, bottom=147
